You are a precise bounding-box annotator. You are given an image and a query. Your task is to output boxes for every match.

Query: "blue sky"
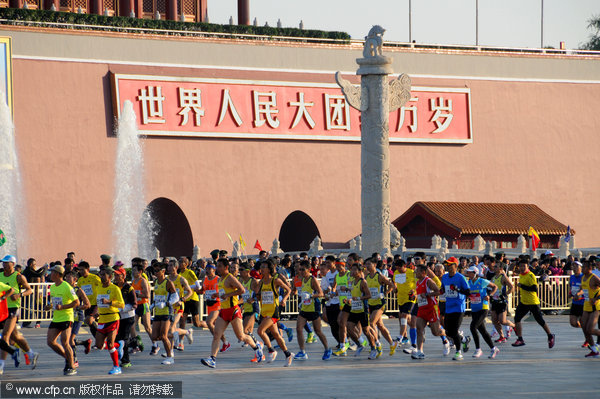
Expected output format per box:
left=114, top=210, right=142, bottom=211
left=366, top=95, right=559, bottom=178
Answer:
left=208, top=0, right=600, bottom=50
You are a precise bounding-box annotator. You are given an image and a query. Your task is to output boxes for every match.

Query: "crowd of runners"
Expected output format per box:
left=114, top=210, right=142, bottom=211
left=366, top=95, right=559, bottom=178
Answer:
left=0, top=249, right=599, bottom=375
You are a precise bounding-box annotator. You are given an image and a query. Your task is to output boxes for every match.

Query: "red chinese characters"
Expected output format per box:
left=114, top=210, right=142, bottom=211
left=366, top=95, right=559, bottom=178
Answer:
left=111, top=74, right=472, bottom=143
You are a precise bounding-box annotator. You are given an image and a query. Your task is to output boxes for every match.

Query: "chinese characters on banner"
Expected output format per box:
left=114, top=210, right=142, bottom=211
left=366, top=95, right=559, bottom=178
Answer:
left=111, top=74, right=472, bottom=143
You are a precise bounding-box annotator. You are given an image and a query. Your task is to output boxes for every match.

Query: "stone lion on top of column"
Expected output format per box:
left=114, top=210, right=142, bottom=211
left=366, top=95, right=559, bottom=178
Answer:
left=363, top=25, right=385, bottom=58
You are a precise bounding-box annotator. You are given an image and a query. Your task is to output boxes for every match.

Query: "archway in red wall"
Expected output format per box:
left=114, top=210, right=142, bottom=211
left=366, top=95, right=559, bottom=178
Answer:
left=278, top=210, right=321, bottom=252
left=138, top=197, right=193, bottom=258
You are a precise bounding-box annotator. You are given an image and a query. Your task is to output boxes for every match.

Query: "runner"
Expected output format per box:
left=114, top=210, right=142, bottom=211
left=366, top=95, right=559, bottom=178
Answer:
left=254, top=259, right=294, bottom=367
left=489, top=261, right=515, bottom=344
left=64, top=271, right=91, bottom=367
left=512, top=259, right=555, bottom=348
left=364, top=258, right=396, bottom=359
left=94, top=268, right=125, bottom=374
left=292, top=262, right=316, bottom=344
left=466, top=266, right=500, bottom=359
left=239, top=263, right=260, bottom=360
left=45, top=265, right=79, bottom=375
left=178, top=256, right=207, bottom=331
left=166, top=260, right=193, bottom=352
left=579, top=260, right=600, bottom=357
left=391, top=258, right=415, bottom=354
left=294, top=260, right=332, bottom=361
left=440, top=257, right=471, bottom=360
left=332, top=260, right=353, bottom=356
left=77, top=261, right=101, bottom=340
left=149, top=262, right=177, bottom=365
left=567, top=261, right=585, bottom=346
left=413, top=264, right=445, bottom=359
left=0, top=280, right=19, bottom=374
left=132, top=264, right=152, bottom=353
left=200, top=264, right=228, bottom=352
left=200, top=258, right=263, bottom=369
left=342, top=263, right=377, bottom=358
left=323, top=256, right=341, bottom=348
left=113, top=268, right=136, bottom=368
left=0, top=255, right=38, bottom=370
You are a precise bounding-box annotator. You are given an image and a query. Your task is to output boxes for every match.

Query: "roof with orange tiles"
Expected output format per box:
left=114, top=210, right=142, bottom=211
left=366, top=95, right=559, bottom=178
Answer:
left=392, top=202, right=568, bottom=235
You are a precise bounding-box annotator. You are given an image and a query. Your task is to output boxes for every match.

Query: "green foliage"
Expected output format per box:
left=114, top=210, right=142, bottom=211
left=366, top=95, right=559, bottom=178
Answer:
left=581, top=14, right=600, bottom=50
left=0, top=8, right=351, bottom=42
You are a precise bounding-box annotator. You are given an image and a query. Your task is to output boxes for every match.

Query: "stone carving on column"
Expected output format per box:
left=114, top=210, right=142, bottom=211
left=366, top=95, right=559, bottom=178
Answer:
left=309, top=236, right=323, bottom=257
left=390, top=224, right=401, bottom=250
left=232, top=241, right=241, bottom=258
left=335, top=26, right=411, bottom=258
left=517, top=235, right=527, bottom=253
left=271, top=238, right=282, bottom=257
left=473, top=235, right=485, bottom=251
left=192, top=245, right=200, bottom=262
left=431, top=235, right=442, bottom=250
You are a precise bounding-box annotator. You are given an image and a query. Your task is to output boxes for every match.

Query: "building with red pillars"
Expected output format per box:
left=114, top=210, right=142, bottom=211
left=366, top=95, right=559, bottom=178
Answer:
left=3, top=23, right=600, bottom=262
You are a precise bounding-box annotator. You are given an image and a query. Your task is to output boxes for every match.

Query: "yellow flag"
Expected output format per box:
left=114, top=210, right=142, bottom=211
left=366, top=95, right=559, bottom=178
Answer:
left=239, top=234, right=246, bottom=250
left=225, top=232, right=234, bottom=243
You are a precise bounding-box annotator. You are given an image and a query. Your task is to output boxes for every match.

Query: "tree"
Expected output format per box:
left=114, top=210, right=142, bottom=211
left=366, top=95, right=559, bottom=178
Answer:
left=581, top=15, right=600, bottom=50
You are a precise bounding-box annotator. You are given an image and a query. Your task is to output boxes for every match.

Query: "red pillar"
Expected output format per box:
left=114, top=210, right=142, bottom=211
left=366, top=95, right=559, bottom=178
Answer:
left=90, top=0, right=103, bottom=15
left=134, top=0, right=143, bottom=18
left=120, top=0, right=134, bottom=17
left=167, top=0, right=177, bottom=20
left=237, top=0, right=249, bottom=25
left=43, top=0, right=59, bottom=10
left=9, top=0, right=23, bottom=9
left=198, top=0, right=207, bottom=22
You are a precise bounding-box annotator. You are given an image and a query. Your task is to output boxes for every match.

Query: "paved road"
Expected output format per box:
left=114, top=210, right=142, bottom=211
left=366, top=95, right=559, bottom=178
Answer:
left=1, top=316, right=599, bottom=398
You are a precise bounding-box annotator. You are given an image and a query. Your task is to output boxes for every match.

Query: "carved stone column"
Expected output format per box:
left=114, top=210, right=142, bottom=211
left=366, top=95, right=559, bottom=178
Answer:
left=336, top=26, right=411, bottom=258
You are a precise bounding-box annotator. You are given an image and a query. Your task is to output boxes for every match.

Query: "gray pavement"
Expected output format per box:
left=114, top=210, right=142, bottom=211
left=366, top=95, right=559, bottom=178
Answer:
left=1, top=315, right=599, bottom=398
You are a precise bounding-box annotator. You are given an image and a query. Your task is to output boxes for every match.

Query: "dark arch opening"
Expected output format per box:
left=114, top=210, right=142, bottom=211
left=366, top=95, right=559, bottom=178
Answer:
left=139, top=197, right=193, bottom=258
left=278, top=210, right=320, bottom=252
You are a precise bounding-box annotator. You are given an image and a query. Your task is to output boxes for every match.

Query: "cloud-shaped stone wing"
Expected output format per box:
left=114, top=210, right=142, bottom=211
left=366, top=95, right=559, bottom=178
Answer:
left=388, top=73, right=411, bottom=112
left=335, top=72, right=368, bottom=111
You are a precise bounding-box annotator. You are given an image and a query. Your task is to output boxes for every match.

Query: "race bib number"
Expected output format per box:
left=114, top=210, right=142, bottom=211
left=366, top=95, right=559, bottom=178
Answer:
left=218, top=289, right=225, bottom=300
left=351, top=299, right=363, bottom=311
left=417, top=294, right=428, bottom=307
left=445, top=285, right=458, bottom=298
left=204, top=290, right=216, bottom=301
left=52, top=296, right=63, bottom=308
left=369, top=287, right=379, bottom=299
left=242, top=291, right=251, bottom=301
left=154, top=294, right=166, bottom=305
left=81, top=284, right=93, bottom=296
left=470, top=293, right=481, bottom=305
left=583, top=289, right=589, bottom=301
left=302, top=292, right=312, bottom=306
left=492, top=291, right=499, bottom=300
left=97, top=294, right=110, bottom=308
left=261, top=291, right=274, bottom=305
left=338, top=286, right=349, bottom=299
left=395, top=273, right=406, bottom=284
left=135, top=290, right=141, bottom=296
left=571, top=286, right=580, bottom=296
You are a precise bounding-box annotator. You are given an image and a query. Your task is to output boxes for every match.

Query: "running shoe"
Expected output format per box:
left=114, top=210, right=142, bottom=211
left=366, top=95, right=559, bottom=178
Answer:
left=294, top=351, right=308, bottom=360
left=403, top=346, right=416, bottom=355
left=452, top=351, right=463, bottom=361
left=286, top=329, right=294, bottom=342
left=390, top=339, right=399, bottom=355
left=11, top=348, right=20, bottom=368
left=360, top=339, right=368, bottom=348
left=582, top=341, right=590, bottom=348
left=491, top=330, right=499, bottom=339
left=442, top=341, right=451, bottom=357
left=121, top=361, right=132, bottom=368
left=250, top=354, right=265, bottom=363
left=511, top=338, right=525, bottom=347
left=506, top=326, right=513, bottom=338
left=354, top=345, right=364, bottom=357
left=108, top=366, right=122, bottom=375
left=548, top=334, right=555, bottom=349
left=376, top=346, right=382, bottom=359
left=401, top=337, right=410, bottom=345
left=255, top=342, right=264, bottom=363
left=175, top=343, right=184, bottom=351
left=220, top=342, right=231, bottom=352
left=306, top=332, right=317, bottom=344
left=186, top=329, right=194, bottom=344
left=31, top=352, right=39, bottom=370
left=161, top=357, right=174, bottom=365
left=201, top=357, right=216, bottom=368
left=333, top=346, right=348, bottom=357
left=284, top=352, right=294, bottom=367
left=150, top=345, right=160, bottom=355
left=267, top=350, right=278, bottom=363
left=585, top=346, right=599, bottom=358
left=411, top=350, right=425, bottom=360
left=136, top=335, right=143, bottom=349
left=348, top=342, right=357, bottom=352
left=368, top=349, right=378, bottom=360
left=35, top=323, right=41, bottom=328
left=462, top=336, right=471, bottom=353
left=24, top=352, right=30, bottom=365
left=73, top=361, right=79, bottom=368
left=64, top=368, right=77, bottom=376
left=472, top=348, right=482, bottom=358
left=489, top=347, right=500, bottom=359
left=131, top=347, right=141, bottom=354
left=117, top=340, right=124, bottom=360
left=494, top=337, right=507, bottom=343
left=84, top=339, right=93, bottom=355
left=322, top=348, right=332, bottom=361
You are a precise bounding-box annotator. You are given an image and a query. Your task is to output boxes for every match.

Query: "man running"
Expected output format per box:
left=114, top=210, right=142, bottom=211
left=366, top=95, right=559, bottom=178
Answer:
left=77, top=261, right=101, bottom=340
left=178, top=257, right=206, bottom=331
left=0, top=255, right=38, bottom=370
left=332, top=260, right=353, bottom=356
left=114, top=268, right=136, bottom=368
left=568, top=261, right=585, bottom=346
left=64, top=271, right=91, bottom=367
left=466, top=266, right=500, bottom=359
left=489, top=261, right=515, bottom=344
left=200, top=258, right=263, bottom=369
left=132, top=264, right=152, bottom=353
left=294, top=260, right=331, bottom=361
left=45, top=265, right=79, bottom=375
left=512, top=259, right=555, bottom=348
left=579, top=260, right=600, bottom=357
left=391, top=258, right=415, bottom=354
left=150, top=262, right=177, bottom=365
left=364, top=258, right=395, bottom=359
left=200, top=264, right=228, bottom=352
left=413, top=264, right=444, bottom=359
left=440, top=257, right=471, bottom=360
left=94, top=268, right=125, bottom=374
left=343, top=263, right=377, bottom=358
left=166, top=260, right=193, bottom=352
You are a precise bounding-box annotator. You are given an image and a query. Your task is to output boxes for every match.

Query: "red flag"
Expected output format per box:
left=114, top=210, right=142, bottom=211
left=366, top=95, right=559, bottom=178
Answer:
left=254, top=240, right=263, bottom=252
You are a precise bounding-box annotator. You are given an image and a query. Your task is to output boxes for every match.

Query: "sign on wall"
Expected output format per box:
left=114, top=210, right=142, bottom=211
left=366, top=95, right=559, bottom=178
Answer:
left=111, top=73, right=472, bottom=144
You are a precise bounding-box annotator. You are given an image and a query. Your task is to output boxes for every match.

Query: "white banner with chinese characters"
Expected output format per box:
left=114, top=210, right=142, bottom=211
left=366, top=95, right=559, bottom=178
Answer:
left=111, top=73, right=473, bottom=143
